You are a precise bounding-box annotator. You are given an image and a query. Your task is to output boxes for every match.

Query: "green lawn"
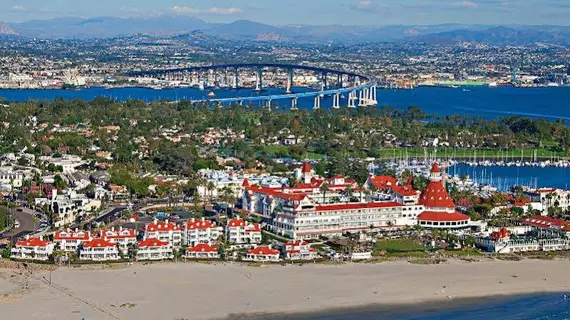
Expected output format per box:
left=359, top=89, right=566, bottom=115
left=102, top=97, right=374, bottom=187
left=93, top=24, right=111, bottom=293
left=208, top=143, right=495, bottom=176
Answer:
left=374, top=239, right=425, bottom=255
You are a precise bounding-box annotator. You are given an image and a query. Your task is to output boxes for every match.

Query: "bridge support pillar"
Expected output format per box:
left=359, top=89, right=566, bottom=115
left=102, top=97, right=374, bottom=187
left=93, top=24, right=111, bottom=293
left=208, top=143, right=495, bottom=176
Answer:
left=266, top=99, right=272, bottom=110
left=321, top=72, right=328, bottom=91
left=372, top=84, right=378, bottom=104
left=286, top=69, right=294, bottom=94
left=332, top=94, right=340, bottom=109
left=234, top=69, right=239, bottom=89
left=291, top=97, right=298, bottom=110
left=313, top=96, right=321, bottom=110
left=348, top=91, right=356, bottom=108
left=358, top=89, right=365, bottom=107
left=337, top=74, right=342, bottom=88
left=255, top=68, right=263, bottom=91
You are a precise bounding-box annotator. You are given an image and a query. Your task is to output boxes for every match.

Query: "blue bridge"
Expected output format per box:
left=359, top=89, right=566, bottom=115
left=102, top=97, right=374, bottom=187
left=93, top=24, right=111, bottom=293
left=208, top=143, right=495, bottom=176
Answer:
left=126, top=63, right=378, bottom=110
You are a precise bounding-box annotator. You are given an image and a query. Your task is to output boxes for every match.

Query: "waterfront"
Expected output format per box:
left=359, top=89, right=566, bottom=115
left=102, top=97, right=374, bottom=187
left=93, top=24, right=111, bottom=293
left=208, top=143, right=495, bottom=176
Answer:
left=451, top=163, right=570, bottom=191
left=1, top=86, right=570, bottom=120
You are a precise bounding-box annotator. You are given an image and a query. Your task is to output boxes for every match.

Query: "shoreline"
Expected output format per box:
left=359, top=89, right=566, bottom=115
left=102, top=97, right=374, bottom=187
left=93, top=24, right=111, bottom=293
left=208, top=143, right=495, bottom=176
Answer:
left=2, top=259, right=570, bottom=320
left=231, top=292, right=563, bottom=320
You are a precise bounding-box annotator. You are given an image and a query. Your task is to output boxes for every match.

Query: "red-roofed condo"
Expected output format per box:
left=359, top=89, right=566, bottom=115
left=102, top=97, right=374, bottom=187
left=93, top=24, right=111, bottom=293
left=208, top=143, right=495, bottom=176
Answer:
left=145, top=219, right=183, bottom=248
left=284, top=240, right=319, bottom=260
left=244, top=245, right=280, bottom=262
left=79, top=238, right=119, bottom=261
left=98, top=227, right=137, bottom=255
left=226, top=217, right=262, bottom=245
left=136, top=238, right=173, bottom=261
left=53, top=228, right=92, bottom=252
left=186, top=243, right=220, bottom=259
left=417, top=163, right=470, bottom=229
left=11, top=236, right=54, bottom=261
left=184, top=217, right=222, bottom=246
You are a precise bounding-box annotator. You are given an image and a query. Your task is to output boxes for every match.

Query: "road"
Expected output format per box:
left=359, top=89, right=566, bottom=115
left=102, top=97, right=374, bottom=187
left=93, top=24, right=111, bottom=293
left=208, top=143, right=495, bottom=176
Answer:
left=69, top=206, right=127, bottom=229
left=1, top=207, right=39, bottom=241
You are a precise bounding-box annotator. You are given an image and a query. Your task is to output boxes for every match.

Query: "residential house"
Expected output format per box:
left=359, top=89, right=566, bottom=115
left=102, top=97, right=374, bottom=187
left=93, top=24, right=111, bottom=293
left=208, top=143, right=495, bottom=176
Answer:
left=144, top=219, right=183, bottom=248
left=136, top=238, right=173, bottom=261
left=283, top=240, right=319, bottom=260
left=53, top=228, right=92, bottom=252
left=184, top=217, right=222, bottom=246
left=11, top=236, right=54, bottom=261
left=79, top=238, right=120, bottom=261
left=186, top=243, right=220, bottom=259
left=226, top=217, right=262, bottom=245
left=244, top=246, right=280, bottom=262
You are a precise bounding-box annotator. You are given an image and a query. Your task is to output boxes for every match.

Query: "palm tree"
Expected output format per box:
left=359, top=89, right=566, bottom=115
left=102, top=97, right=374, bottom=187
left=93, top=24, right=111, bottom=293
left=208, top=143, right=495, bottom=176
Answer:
left=206, top=181, right=216, bottom=204
left=320, top=182, right=329, bottom=204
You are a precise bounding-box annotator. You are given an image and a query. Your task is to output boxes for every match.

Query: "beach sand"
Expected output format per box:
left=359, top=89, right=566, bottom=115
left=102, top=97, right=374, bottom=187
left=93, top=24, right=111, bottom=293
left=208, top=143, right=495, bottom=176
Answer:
left=1, top=259, right=570, bottom=320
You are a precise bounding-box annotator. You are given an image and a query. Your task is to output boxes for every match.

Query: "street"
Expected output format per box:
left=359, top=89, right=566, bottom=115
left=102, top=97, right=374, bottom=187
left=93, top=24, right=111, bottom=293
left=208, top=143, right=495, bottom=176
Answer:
left=1, top=207, right=39, bottom=240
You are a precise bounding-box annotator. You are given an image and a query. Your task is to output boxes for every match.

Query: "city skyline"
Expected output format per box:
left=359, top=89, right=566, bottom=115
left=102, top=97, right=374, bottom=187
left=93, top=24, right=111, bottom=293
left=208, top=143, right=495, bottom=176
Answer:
left=3, top=0, right=570, bottom=26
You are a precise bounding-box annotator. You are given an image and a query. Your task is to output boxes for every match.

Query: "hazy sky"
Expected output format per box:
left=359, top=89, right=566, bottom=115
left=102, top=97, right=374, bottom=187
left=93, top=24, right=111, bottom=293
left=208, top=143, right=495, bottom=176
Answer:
left=3, top=0, right=570, bottom=25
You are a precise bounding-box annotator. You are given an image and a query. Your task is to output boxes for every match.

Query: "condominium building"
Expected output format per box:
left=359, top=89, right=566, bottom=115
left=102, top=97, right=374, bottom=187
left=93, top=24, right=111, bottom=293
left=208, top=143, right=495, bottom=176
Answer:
left=144, top=219, right=183, bottom=248
left=79, top=238, right=119, bottom=261
left=226, top=217, right=262, bottom=245
left=53, top=229, right=92, bottom=252
left=136, top=238, right=173, bottom=261
left=184, top=218, right=222, bottom=246
left=11, top=236, right=54, bottom=261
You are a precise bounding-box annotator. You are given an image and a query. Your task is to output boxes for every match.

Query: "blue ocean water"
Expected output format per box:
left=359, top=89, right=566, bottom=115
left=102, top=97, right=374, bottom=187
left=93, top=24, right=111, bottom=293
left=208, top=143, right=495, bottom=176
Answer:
left=1, top=86, right=570, bottom=120
left=451, top=164, right=570, bottom=190
left=268, top=294, right=570, bottom=320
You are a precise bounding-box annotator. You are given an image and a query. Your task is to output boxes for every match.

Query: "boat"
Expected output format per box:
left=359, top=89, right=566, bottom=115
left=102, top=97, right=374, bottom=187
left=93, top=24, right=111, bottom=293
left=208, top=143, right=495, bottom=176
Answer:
left=462, top=88, right=471, bottom=92
left=207, top=91, right=216, bottom=97
left=547, top=82, right=560, bottom=87
left=488, top=82, right=498, bottom=87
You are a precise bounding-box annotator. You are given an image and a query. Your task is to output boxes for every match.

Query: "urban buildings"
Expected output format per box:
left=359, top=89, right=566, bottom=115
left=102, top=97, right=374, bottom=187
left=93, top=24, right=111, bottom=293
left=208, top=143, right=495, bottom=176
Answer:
left=184, top=217, right=222, bottom=247
left=144, top=219, right=183, bottom=248
left=79, top=238, right=120, bottom=261
left=53, top=228, right=92, bottom=252
left=186, top=243, right=220, bottom=259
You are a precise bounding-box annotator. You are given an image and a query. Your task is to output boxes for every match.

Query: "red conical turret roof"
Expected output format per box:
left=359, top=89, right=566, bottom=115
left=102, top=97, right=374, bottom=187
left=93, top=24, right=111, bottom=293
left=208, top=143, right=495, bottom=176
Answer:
left=419, top=163, right=455, bottom=209
left=431, top=163, right=440, bottom=173
left=242, top=178, right=250, bottom=187
left=302, top=161, right=311, bottom=173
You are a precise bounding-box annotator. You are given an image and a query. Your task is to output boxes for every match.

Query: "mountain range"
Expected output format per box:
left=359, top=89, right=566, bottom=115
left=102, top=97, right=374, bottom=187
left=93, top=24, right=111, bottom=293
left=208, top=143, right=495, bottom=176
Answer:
left=1, top=15, right=570, bottom=46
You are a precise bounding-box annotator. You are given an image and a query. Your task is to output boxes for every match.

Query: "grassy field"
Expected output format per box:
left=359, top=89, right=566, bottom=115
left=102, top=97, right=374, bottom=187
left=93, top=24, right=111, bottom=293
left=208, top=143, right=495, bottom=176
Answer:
left=373, top=239, right=426, bottom=257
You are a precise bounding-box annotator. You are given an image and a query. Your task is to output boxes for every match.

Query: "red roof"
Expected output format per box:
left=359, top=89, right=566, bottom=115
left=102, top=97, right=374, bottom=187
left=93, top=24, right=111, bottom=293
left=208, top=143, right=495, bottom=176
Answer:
left=368, top=176, right=397, bottom=189
left=242, top=178, right=250, bottom=187
left=417, top=211, right=470, bottom=222
left=98, top=228, right=136, bottom=239
left=520, top=216, right=570, bottom=231
left=419, top=180, right=455, bottom=208
left=285, top=240, right=309, bottom=247
left=312, top=201, right=401, bottom=212
left=16, top=237, right=50, bottom=247
left=248, top=246, right=280, bottom=256
left=83, top=238, right=116, bottom=248
left=137, top=238, right=169, bottom=248
left=302, top=161, right=311, bottom=173
left=392, top=185, right=418, bottom=197
left=54, top=229, right=91, bottom=241
left=227, top=218, right=260, bottom=232
left=145, top=221, right=182, bottom=232
left=491, top=228, right=510, bottom=240
left=431, top=163, right=441, bottom=173
left=186, top=218, right=218, bottom=230
left=187, top=243, right=218, bottom=253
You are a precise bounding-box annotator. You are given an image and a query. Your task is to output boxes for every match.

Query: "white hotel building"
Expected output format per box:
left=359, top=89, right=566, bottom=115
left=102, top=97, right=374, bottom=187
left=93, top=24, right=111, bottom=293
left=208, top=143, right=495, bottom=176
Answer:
left=242, top=162, right=469, bottom=240
left=53, top=229, right=92, bottom=252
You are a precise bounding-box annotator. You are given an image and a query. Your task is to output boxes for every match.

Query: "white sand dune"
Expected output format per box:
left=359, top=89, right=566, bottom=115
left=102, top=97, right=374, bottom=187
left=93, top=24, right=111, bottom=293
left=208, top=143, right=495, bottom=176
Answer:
left=1, top=259, right=570, bottom=320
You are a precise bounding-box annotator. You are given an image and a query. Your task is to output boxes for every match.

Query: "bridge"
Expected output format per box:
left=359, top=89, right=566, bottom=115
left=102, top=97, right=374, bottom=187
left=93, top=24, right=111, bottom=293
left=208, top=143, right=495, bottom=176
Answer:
left=126, top=63, right=378, bottom=110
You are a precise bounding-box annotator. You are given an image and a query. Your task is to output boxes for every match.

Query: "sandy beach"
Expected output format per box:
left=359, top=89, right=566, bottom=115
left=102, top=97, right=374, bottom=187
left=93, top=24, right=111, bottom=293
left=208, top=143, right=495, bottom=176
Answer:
left=1, top=259, right=570, bottom=320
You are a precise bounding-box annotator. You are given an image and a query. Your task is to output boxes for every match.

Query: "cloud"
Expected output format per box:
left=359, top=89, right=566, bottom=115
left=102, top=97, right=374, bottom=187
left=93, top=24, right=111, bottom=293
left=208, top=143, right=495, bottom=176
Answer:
left=452, top=1, right=478, bottom=8
left=11, top=5, right=27, bottom=12
left=171, top=6, right=243, bottom=16
left=171, top=6, right=201, bottom=15
left=350, top=1, right=387, bottom=12
left=208, top=7, right=242, bottom=15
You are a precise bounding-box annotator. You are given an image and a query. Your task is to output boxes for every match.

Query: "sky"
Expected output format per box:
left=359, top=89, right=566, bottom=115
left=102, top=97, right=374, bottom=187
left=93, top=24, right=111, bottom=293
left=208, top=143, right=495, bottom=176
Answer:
left=3, top=0, right=570, bottom=25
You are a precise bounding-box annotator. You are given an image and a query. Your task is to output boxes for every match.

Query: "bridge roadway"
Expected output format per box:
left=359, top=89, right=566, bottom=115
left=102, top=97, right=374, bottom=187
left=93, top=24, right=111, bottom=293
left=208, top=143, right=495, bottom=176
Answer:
left=126, top=63, right=369, bottom=81
left=197, top=82, right=378, bottom=104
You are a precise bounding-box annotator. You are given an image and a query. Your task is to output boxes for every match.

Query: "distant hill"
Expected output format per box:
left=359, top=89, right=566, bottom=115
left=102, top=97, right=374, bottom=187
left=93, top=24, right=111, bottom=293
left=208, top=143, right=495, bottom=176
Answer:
left=3, top=16, right=570, bottom=46
left=410, top=26, right=570, bottom=46
left=10, top=16, right=210, bottom=38
left=0, top=22, right=17, bottom=35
